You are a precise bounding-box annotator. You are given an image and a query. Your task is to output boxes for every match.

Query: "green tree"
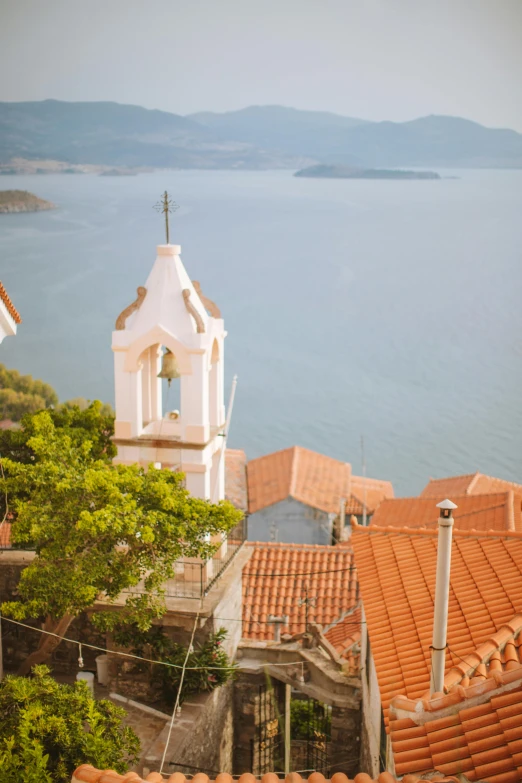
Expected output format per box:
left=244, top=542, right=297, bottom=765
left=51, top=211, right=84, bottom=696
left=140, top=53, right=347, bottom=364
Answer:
left=0, top=410, right=242, bottom=674
left=112, top=625, right=237, bottom=706
left=60, top=397, right=115, bottom=418
left=0, top=665, right=139, bottom=783
left=0, top=364, right=58, bottom=421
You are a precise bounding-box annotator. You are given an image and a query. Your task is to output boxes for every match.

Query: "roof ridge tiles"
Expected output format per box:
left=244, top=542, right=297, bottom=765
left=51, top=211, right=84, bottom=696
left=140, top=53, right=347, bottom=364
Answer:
left=71, top=765, right=472, bottom=783
left=425, top=473, right=479, bottom=485
left=353, top=521, right=522, bottom=541
left=0, top=281, right=21, bottom=324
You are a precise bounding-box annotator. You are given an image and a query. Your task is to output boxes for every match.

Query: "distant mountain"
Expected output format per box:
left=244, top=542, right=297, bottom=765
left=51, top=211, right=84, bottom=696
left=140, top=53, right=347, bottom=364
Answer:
left=190, top=107, right=522, bottom=169
left=189, top=105, right=370, bottom=161
left=0, top=100, right=306, bottom=169
left=0, top=100, right=521, bottom=170
left=321, top=115, right=522, bottom=168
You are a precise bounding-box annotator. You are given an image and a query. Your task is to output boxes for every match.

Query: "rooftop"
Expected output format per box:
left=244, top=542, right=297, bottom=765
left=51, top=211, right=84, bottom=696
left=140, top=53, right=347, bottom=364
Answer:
left=371, top=492, right=521, bottom=533
left=72, top=765, right=480, bottom=783
left=0, top=280, right=21, bottom=324
left=225, top=448, right=248, bottom=511
left=242, top=541, right=358, bottom=646
left=420, top=473, right=522, bottom=499
left=350, top=521, right=522, bottom=724
left=246, top=446, right=392, bottom=516
left=389, top=617, right=522, bottom=780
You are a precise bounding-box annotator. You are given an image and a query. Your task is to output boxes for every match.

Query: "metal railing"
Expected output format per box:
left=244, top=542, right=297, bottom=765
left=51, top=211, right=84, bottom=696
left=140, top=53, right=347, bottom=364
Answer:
left=123, top=515, right=247, bottom=601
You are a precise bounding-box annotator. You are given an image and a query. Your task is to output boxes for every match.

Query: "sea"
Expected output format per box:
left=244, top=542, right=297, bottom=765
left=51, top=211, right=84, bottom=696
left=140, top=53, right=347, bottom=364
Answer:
left=0, top=169, right=521, bottom=496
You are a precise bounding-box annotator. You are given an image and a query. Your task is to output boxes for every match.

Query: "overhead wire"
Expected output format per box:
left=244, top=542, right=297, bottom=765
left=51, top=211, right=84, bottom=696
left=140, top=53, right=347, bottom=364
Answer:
left=160, top=609, right=200, bottom=774
left=0, top=615, right=319, bottom=670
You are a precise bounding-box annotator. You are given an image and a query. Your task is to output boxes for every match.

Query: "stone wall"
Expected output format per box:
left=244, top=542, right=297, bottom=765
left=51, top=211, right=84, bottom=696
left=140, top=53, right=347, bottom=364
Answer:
left=330, top=704, right=361, bottom=778
left=166, top=683, right=235, bottom=775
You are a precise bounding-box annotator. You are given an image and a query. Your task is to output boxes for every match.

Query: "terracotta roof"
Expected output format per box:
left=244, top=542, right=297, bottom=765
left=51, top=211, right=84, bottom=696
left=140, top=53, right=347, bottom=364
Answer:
left=225, top=448, right=248, bottom=511
left=71, top=765, right=478, bottom=782
left=371, top=492, right=521, bottom=533
left=420, top=472, right=522, bottom=499
left=247, top=446, right=352, bottom=515
left=350, top=523, right=522, bottom=725
left=0, top=522, right=11, bottom=548
left=389, top=620, right=522, bottom=780
left=346, top=477, right=395, bottom=516
left=0, top=281, right=21, bottom=324
left=242, top=542, right=358, bottom=641
left=323, top=607, right=362, bottom=673
left=390, top=683, right=522, bottom=780
left=246, top=447, right=393, bottom=517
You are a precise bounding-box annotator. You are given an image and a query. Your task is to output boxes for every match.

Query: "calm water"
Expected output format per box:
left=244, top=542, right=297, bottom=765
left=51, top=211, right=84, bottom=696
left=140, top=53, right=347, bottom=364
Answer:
left=1, top=170, right=521, bottom=495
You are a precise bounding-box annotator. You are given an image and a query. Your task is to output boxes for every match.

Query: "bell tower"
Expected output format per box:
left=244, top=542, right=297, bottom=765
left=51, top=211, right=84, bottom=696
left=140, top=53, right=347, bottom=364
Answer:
left=112, top=242, right=226, bottom=501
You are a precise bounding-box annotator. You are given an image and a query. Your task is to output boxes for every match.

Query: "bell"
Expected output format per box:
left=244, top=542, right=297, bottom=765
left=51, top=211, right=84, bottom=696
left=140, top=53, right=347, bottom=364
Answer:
left=157, top=349, right=180, bottom=385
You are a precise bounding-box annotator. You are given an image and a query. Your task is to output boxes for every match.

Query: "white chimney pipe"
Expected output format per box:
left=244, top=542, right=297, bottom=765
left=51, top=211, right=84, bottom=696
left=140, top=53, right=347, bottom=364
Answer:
left=430, top=498, right=458, bottom=695
left=268, top=614, right=288, bottom=643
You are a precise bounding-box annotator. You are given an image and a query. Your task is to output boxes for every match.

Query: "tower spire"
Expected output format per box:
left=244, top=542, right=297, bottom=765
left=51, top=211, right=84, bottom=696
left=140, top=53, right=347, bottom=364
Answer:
left=153, top=191, right=179, bottom=245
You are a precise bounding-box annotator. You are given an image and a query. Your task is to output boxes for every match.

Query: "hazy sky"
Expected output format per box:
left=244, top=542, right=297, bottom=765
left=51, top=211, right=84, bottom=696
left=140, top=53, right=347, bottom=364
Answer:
left=2, top=0, right=522, bottom=129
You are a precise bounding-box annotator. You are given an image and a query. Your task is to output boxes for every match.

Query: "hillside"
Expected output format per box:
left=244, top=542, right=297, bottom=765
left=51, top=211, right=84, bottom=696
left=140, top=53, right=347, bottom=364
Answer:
left=191, top=108, right=522, bottom=168
left=190, top=105, right=369, bottom=161
left=322, top=115, right=522, bottom=168
left=0, top=100, right=521, bottom=170
left=0, top=190, right=55, bottom=213
left=0, top=100, right=306, bottom=170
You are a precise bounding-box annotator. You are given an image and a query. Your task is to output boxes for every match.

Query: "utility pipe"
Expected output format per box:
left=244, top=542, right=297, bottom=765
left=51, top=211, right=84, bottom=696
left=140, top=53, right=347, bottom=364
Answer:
left=430, top=498, right=458, bottom=695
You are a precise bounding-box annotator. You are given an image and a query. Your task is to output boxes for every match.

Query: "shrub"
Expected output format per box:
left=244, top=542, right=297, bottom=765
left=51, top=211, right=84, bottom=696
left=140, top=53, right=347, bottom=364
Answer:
left=0, top=665, right=140, bottom=782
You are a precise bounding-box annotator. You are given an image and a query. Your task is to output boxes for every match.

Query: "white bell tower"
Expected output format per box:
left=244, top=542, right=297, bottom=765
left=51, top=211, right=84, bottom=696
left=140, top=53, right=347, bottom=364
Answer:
left=112, top=243, right=226, bottom=501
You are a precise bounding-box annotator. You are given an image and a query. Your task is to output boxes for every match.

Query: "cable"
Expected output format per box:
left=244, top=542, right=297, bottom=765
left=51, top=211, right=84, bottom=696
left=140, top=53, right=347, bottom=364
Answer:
left=0, top=616, right=312, bottom=670
left=243, top=565, right=357, bottom=577
left=160, top=609, right=200, bottom=774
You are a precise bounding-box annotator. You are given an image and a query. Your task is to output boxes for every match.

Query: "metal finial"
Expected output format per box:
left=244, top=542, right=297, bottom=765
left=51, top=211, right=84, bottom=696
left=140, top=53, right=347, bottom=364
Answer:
left=153, top=191, right=179, bottom=245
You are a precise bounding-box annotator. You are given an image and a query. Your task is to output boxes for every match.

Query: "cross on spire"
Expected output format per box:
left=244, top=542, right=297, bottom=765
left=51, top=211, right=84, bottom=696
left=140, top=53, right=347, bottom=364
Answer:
left=153, top=191, right=179, bottom=245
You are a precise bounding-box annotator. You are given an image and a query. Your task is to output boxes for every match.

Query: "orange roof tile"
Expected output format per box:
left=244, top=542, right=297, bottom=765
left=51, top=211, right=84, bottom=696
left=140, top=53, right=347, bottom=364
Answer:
left=346, top=477, right=395, bottom=516
left=0, top=281, right=21, bottom=324
left=242, top=542, right=358, bottom=641
left=351, top=523, right=522, bottom=726
left=421, top=473, right=522, bottom=499
left=246, top=447, right=393, bottom=516
left=371, top=493, right=521, bottom=533
left=247, top=446, right=352, bottom=515
left=225, top=448, right=248, bottom=511
left=389, top=634, right=522, bottom=781
left=0, top=522, right=11, bottom=548
left=324, top=607, right=362, bottom=672
left=71, top=765, right=477, bottom=782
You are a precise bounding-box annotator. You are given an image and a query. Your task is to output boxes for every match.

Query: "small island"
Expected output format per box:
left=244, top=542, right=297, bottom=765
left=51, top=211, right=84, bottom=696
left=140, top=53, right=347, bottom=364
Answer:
left=294, top=164, right=440, bottom=180
left=0, top=190, right=55, bottom=213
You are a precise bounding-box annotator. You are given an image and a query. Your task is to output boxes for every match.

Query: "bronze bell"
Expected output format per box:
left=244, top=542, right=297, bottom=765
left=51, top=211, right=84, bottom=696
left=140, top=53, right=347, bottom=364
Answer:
left=157, top=349, right=180, bottom=385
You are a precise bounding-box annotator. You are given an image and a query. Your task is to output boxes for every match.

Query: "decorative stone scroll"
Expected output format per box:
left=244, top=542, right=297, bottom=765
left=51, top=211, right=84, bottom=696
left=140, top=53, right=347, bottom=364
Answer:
left=115, top=286, right=147, bottom=330
left=192, top=280, right=221, bottom=318
left=182, top=289, right=205, bottom=333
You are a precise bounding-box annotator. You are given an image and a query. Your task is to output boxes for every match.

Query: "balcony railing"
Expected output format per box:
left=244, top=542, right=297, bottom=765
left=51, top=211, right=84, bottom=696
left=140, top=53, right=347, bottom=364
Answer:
left=123, top=515, right=247, bottom=601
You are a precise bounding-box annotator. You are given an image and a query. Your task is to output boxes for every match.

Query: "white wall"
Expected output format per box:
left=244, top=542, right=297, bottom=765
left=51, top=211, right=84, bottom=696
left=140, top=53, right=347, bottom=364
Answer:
left=359, top=606, right=384, bottom=778
left=248, top=497, right=332, bottom=544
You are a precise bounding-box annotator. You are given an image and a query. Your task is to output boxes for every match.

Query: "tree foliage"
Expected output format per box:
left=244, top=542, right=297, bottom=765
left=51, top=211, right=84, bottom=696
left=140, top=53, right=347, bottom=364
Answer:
left=0, top=665, right=140, bottom=783
left=112, top=625, right=237, bottom=706
left=0, top=364, right=58, bottom=422
left=0, top=408, right=242, bottom=670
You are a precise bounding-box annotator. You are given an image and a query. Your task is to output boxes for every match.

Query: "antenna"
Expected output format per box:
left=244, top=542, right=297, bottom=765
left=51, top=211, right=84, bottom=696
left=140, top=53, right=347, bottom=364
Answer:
left=361, top=435, right=368, bottom=527
left=298, top=584, right=317, bottom=633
